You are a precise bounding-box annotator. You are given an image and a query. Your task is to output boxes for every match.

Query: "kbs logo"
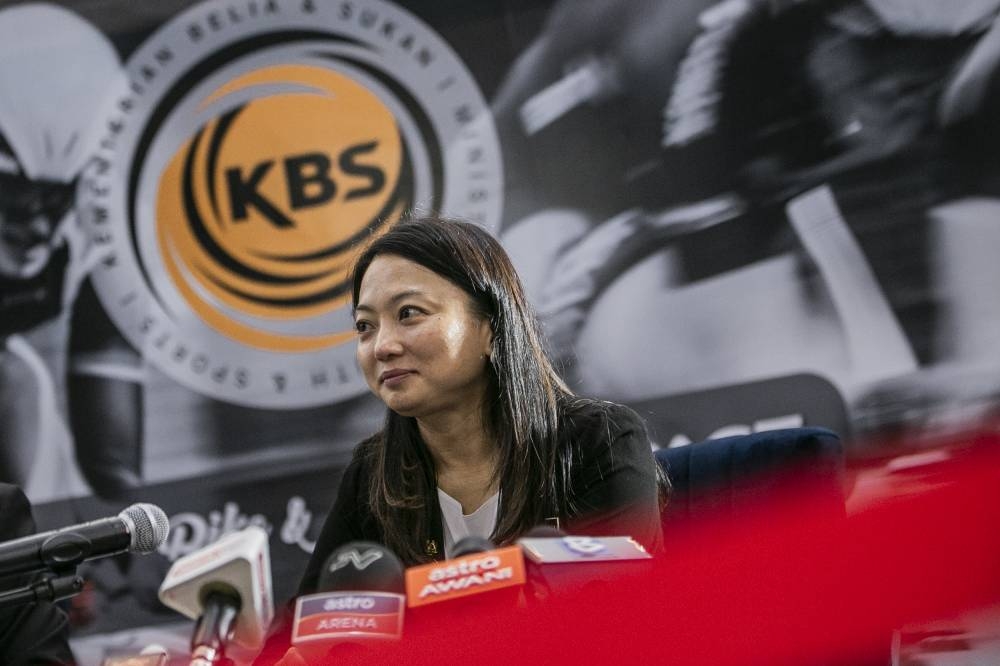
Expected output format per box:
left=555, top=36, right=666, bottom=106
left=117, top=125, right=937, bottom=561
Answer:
left=80, top=0, right=502, bottom=408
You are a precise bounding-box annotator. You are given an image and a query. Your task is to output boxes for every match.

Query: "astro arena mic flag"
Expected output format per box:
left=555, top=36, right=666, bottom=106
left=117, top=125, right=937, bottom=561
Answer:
left=292, top=541, right=406, bottom=645
left=404, top=538, right=525, bottom=608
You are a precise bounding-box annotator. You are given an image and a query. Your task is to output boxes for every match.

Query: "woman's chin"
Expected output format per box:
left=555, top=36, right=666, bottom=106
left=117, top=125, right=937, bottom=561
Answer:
left=385, top=398, right=421, bottom=418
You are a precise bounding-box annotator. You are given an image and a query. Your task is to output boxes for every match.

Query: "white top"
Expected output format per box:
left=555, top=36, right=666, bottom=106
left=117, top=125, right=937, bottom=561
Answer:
left=437, top=488, right=500, bottom=559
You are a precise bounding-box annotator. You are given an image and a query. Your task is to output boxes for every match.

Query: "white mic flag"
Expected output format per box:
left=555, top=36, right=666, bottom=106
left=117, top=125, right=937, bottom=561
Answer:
left=158, top=526, right=274, bottom=651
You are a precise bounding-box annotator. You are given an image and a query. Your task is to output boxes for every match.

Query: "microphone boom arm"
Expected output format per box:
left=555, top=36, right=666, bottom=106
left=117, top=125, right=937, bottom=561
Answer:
left=0, top=570, right=85, bottom=610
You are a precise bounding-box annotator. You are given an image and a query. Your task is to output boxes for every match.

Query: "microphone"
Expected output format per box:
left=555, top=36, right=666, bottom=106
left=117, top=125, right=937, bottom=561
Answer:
left=404, top=536, right=526, bottom=608
left=316, top=541, right=406, bottom=595
left=158, top=526, right=273, bottom=665
left=518, top=534, right=653, bottom=564
left=521, top=524, right=566, bottom=539
left=517, top=530, right=653, bottom=605
left=0, top=503, right=169, bottom=577
left=291, top=542, right=406, bottom=655
left=451, top=535, right=495, bottom=557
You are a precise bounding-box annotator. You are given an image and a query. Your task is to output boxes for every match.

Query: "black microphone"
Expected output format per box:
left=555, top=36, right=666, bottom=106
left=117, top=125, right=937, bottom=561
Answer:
left=523, top=525, right=566, bottom=539
left=291, top=542, right=406, bottom=656
left=0, top=503, right=170, bottom=577
left=318, top=541, right=406, bottom=594
left=451, top=535, right=495, bottom=557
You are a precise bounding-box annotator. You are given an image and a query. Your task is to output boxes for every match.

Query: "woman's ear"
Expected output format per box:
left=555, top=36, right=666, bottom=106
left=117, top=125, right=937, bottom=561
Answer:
left=483, top=327, right=494, bottom=360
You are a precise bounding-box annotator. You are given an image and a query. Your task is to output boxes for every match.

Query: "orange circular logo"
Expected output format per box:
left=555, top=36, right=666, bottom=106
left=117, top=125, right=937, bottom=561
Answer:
left=81, top=0, right=503, bottom=408
left=157, top=65, right=408, bottom=352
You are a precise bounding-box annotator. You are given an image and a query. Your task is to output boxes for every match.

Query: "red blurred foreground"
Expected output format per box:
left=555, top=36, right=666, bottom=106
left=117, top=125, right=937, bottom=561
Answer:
left=266, top=428, right=1000, bottom=666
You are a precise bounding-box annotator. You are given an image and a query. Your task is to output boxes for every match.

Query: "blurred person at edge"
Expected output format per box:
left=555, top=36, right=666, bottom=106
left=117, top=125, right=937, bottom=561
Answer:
left=0, top=3, right=123, bottom=500
left=0, top=483, right=76, bottom=665
left=259, top=218, right=667, bottom=665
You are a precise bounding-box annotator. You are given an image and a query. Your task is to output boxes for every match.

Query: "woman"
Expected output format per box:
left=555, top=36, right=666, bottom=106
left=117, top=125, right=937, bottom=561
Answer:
left=303, top=217, right=664, bottom=584
left=258, top=217, right=665, bottom=664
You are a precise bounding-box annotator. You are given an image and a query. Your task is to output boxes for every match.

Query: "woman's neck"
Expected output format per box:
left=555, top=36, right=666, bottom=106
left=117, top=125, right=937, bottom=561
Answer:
left=417, top=408, right=499, bottom=513
left=418, top=408, right=494, bottom=471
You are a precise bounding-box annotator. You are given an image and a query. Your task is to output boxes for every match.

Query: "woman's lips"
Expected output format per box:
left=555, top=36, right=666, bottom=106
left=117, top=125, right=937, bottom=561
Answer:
left=379, top=369, right=413, bottom=386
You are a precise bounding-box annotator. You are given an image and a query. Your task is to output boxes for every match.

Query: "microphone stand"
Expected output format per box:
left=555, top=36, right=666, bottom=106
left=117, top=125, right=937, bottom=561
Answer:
left=188, top=590, right=241, bottom=666
left=0, top=569, right=84, bottom=610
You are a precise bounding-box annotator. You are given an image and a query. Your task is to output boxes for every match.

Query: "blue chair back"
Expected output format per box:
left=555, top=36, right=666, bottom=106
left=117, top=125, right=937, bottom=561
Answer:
left=655, top=427, right=846, bottom=526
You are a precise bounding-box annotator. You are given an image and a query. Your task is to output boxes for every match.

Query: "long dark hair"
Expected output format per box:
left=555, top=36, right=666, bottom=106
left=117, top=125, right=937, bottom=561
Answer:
left=351, top=217, right=578, bottom=563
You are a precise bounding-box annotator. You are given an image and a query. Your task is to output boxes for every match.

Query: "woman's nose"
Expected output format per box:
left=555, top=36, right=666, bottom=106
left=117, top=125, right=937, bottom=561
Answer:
left=372, top=324, right=403, bottom=360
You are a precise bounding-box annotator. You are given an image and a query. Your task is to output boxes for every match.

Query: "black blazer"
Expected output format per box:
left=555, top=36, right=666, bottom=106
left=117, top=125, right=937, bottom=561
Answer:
left=0, top=484, right=75, bottom=666
left=299, top=400, right=665, bottom=594
left=253, top=401, right=664, bottom=664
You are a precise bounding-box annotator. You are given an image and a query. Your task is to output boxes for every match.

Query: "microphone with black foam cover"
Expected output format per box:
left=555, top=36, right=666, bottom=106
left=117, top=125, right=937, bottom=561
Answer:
left=291, top=541, right=406, bottom=658
left=158, top=526, right=273, bottom=666
left=450, top=535, right=495, bottom=557
left=0, top=503, right=169, bottom=577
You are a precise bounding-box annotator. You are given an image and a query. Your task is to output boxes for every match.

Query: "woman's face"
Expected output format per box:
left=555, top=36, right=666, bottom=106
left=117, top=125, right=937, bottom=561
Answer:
left=354, top=254, right=493, bottom=421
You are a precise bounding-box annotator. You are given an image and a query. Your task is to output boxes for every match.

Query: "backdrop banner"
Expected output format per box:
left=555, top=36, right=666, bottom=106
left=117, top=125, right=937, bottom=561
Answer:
left=2, top=0, right=999, bottom=658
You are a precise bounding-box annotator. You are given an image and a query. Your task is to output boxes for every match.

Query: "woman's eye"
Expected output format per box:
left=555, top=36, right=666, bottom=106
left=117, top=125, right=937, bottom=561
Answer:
left=399, top=306, right=421, bottom=320
left=354, top=320, right=372, bottom=334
